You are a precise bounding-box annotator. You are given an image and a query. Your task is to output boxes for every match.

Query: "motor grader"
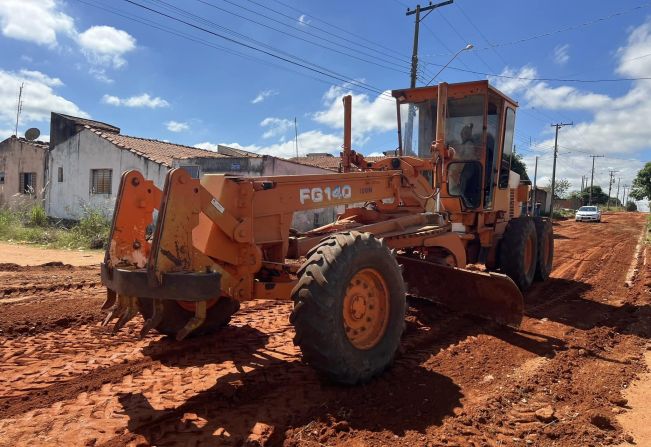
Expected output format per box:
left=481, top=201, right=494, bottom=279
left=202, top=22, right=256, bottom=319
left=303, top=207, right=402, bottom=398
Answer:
left=101, top=80, right=553, bottom=384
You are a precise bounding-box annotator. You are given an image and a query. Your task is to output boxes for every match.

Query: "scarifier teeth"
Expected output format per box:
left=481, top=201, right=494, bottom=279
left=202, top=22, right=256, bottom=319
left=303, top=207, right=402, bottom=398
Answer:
left=176, top=301, right=207, bottom=341
left=102, top=298, right=125, bottom=326
left=112, top=296, right=138, bottom=333
left=101, top=289, right=117, bottom=310
left=140, top=299, right=164, bottom=339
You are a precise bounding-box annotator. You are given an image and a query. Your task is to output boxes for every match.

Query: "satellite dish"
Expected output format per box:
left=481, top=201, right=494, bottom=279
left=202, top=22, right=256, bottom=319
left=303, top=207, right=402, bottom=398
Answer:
left=25, top=128, right=40, bottom=141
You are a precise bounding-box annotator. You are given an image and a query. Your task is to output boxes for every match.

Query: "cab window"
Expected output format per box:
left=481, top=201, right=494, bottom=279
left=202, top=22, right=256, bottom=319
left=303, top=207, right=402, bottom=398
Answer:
left=499, top=107, right=516, bottom=188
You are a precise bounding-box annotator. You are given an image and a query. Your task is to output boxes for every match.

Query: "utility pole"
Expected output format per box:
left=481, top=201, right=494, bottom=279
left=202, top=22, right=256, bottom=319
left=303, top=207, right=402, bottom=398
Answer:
left=14, top=82, right=24, bottom=137
left=550, top=122, right=573, bottom=220
left=406, top=0, right=453, bottom=89
left=616, top=177, right=621, bottom=208
left=622, top=184, right=629, bottom=209
left=403, top=0, right=453, bottom=155
left=532, top=156, right=539, bottom=216
left=588, top=154, right=604, bottom=205
left=607, top=170, right=617, bottom=210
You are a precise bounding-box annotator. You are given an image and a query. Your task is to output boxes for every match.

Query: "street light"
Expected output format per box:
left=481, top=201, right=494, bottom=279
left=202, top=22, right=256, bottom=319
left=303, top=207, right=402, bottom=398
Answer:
left=425, top=43, right=474, bottom=86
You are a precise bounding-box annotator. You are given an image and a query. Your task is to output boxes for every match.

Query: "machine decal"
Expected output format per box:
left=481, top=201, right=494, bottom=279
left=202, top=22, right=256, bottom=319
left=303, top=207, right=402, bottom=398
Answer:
left=299, top=185, right=352, bottom=204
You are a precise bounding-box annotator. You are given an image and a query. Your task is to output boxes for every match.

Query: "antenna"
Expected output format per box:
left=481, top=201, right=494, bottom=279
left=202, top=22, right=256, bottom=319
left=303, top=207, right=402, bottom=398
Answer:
left=14, top=83, right=24, bottom=137
left=294, top=117, right=299, bottom=159
left=24, top=128, right=40, bottom=141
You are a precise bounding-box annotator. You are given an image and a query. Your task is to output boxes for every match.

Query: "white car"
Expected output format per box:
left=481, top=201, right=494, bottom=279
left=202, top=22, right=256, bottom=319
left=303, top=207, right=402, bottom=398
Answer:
left=575, top=206, right=601, bottom=222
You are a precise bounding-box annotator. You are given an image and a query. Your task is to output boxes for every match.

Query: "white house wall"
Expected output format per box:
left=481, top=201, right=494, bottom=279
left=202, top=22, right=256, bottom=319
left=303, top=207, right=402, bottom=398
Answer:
left=46, top=129, right=167, bottom=219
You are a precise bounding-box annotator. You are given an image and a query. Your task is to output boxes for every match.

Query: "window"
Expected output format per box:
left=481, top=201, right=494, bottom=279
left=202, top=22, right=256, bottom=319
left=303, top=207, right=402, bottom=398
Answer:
left=180, top=165, right=200, bottom=179
left=399, top=100, right=436, bottom=158
left=498, top=107, right=516, bottom=189
left=0, top=172, right=4, bottom=184
left=57, top=167, right=63, bottom=182
left=19, top=172, right=36, bottom=194
left=90, top=169, right=112, bottom=195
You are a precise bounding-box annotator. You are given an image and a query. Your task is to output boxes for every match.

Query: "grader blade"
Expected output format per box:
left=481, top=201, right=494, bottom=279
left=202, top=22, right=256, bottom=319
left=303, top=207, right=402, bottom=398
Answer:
left=399, top=256, right=524, bottom=327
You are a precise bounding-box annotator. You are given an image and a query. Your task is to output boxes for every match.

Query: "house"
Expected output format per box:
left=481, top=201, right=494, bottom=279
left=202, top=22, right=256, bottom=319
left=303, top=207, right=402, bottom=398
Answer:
left=46, top=113, right=227, bottom=219
left=290, top=152, right=386, bottom=172
left=45, top=114, right=340, bottom=230
left=529, top=187, right=551, bottom=214
left=0, top=136, right=49, bottom=207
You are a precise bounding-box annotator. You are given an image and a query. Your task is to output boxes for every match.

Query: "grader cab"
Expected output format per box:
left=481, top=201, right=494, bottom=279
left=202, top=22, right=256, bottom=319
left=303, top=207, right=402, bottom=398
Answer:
left=101, top=81, right=553, bottom=384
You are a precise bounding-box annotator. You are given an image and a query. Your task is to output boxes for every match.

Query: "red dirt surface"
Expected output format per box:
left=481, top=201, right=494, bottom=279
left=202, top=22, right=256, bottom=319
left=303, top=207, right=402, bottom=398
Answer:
left=0, top=212, right=649, bottom=447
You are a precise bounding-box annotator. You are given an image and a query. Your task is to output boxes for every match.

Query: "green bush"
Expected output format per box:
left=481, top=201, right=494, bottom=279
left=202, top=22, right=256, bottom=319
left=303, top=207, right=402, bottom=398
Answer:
left=28, top=206, right=48, bottom=227
left=0, top=206, right=110, bottom=250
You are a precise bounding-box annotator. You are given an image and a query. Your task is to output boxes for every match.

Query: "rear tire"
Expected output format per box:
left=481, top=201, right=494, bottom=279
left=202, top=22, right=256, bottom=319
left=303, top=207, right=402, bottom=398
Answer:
left=138, top=296, right=240, bottom=338
left=290, top=231, right=406, bottom=384
left=533, top=217, right=554, bottom=281
left=499, top=217, right=538, bottom=291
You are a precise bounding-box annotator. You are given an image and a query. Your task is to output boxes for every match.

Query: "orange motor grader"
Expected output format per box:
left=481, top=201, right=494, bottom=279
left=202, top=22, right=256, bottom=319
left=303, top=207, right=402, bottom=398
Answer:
left=101, top=80, right=553, bottom=384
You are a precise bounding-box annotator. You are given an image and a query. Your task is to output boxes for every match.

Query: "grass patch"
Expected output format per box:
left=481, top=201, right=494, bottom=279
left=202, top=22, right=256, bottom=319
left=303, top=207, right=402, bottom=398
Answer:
left=0, top=205, right=110, bottom=250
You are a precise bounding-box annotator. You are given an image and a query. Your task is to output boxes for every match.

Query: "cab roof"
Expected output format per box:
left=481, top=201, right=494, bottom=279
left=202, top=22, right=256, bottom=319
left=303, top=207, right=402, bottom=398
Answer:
left=391, top=80, right=518, bottom=109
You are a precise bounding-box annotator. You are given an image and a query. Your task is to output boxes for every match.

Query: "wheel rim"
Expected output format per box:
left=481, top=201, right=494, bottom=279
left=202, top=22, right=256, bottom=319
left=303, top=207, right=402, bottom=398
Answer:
left=342, top=268, right=390, bottom=350
left=177, top=298, right=218, bottom=312
left=524, top=235, right=535, bottom=276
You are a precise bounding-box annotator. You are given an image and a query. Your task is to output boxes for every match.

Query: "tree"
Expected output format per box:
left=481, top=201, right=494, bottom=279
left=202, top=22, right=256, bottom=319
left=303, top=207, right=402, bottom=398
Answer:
left=630, top=162, right=651, bottom=200
left=547, top=178, right=571, bottom=199
left=511, top=154, right=529, bottom=181
left=626, top=200, right=638, bottom=212
left=569, top=185, right=609, bottom=206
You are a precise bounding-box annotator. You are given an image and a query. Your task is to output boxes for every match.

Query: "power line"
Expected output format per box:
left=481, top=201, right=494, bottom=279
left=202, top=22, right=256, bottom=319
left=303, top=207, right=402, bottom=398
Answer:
left=270, top=0, right=412, bottom=62
left=75, top=0, right=394, bottom=100
left=423, top=2, right=651, bottom=55
left=421, top=62, right=651, bottom=83
left=192, top=0, right=414, bottom=74
left=121, top=0, right=394, bottom=98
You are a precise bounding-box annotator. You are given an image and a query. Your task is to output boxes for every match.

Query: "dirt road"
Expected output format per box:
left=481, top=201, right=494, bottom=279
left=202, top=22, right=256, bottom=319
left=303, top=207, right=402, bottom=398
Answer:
left=1, top=213, right=649, bottom=446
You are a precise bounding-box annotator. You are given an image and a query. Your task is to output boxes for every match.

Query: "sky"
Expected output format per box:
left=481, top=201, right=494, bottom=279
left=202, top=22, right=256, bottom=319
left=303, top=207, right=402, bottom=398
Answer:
left=0, top=0, right=650, bottom=200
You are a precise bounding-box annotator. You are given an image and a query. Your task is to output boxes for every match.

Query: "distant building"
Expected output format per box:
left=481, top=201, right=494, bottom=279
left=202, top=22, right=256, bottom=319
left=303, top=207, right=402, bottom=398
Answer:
left=529, top=187, right=552, bottom=214
left=45, top=114, right=338, bottom=230
left=0, top=136, right=49, bottom=208
left=290, top=152, right=385, bottom=172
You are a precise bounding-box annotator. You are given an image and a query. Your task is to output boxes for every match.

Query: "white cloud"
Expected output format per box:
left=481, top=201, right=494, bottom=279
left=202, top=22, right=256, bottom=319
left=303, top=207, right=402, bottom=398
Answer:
left=313, top=85, right=395, bottom=144
left=165, top=120, right=189, bottom=132
left=194, top=142, right=219, bottom=151
left=260, top=117, right=293, bottom=139
left=493, top=66, right=610, bottom=110
left=0, top=0, right=75, bottom=46
left=495, top=19, right=651, bottom=190
left=0, top=68, right=87, bottom=134
left=521, top=152, right=644, bottom=199
left=553, top=44, right=570, bottom=65
left=102, top=93, right=169, bottom=108
left=18, top=69, right=63, bottom=87
left=298, top=14, right=311, bottom=26
left=196, top=130, right=341, bottom=159
left=89, top=67, right=113, bottom=84
left=251, top=89, right=278, bottom=104
left=0, top=1, right=136, bottom=78
left=77, top=26, right=136, bottom=68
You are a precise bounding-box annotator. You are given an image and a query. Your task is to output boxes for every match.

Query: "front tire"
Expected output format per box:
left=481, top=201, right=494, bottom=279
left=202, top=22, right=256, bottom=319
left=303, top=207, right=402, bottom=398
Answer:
left=290, top=232, right=406, bottom=384
left=533, top=217, right=554, bottom=281
left=499, top=217, right=538, bottom=291
left=138, top=296, right=240, bottom=338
